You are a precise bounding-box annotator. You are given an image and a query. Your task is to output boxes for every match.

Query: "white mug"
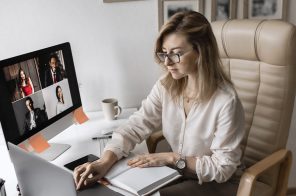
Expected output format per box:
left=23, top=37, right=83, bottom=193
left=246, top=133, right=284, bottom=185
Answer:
left=101, top=98, right=122, bottom=120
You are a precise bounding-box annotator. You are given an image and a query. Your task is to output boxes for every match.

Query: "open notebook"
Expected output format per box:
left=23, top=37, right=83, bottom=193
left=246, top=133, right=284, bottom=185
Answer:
left=104, top=154, right=181, bottom=196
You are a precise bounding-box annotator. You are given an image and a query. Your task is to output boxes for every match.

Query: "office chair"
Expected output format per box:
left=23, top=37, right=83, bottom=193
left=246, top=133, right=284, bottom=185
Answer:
left=147, top=19, right=296, bottom=196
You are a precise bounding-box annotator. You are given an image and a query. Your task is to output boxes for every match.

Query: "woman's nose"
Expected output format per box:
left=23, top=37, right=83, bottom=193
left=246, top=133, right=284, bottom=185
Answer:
left=164, top=57, right=173, bottom=66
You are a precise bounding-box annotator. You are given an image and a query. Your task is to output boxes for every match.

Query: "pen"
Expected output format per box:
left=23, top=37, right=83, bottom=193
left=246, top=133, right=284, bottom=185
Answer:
left=92, top=135, right=112, bottom=140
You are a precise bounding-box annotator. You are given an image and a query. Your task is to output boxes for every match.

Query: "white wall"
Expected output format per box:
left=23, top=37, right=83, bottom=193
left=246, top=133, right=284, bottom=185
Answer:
left=0, top=0, right=295, bottom=188
left=0, top=0, right=161, bottom=112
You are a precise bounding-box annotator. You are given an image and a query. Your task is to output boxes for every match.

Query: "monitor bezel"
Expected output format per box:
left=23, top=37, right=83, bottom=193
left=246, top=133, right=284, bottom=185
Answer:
left=0, top=42, right=82, bottom=144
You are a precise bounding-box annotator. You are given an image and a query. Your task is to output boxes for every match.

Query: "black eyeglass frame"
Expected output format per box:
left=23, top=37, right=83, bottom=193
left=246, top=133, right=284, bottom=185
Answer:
left=156, top=48, right=194, bottom=64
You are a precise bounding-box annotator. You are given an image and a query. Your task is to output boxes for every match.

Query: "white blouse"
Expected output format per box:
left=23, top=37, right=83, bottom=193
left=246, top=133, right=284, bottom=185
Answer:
left=56, top=102, right=66, bottom=115
left=104, top=79, right=245, bottom=184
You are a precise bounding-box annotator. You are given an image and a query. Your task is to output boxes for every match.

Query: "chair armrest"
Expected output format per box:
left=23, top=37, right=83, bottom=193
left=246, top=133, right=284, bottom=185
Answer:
left=146, top=130, right=164, bottom=153
left=237, top=149, right=292, bottom=196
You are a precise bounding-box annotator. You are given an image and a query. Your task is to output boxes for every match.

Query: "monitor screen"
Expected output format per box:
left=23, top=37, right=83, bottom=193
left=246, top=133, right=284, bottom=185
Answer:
left=0, top=42, right=81, bottom=145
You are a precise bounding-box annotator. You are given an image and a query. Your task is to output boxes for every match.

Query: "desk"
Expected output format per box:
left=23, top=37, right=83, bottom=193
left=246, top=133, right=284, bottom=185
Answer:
left=0, top=108, right=151, bottom=196
left=50, top=108, right=147, bottom=167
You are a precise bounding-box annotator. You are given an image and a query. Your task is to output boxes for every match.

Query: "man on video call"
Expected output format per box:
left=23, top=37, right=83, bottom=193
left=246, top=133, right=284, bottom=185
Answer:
left=23, top=97, right=48, bottom=133
left=44, top=54, right=63, bottom=87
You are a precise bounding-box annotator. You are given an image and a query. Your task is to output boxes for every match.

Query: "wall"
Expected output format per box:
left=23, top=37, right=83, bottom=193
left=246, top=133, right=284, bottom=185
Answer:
left=0, top=0, right=295, bottom=188
left=0, top=0, right=161, bottom=112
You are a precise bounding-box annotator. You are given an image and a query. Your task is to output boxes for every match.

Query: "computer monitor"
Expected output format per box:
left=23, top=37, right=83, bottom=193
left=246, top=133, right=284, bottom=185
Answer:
left=0, top=42, right=82, bottom=160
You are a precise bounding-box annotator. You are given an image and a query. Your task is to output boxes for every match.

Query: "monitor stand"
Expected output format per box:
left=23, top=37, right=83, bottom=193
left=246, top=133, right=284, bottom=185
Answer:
left=33, top=143, right=70, bottom=161
left=31, top=112, right=74, bottom=161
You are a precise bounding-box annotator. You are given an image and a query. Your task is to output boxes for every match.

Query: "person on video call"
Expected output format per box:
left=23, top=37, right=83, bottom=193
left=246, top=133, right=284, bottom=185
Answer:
left=74, top=11, right=245, bottom=196
left=44, top=54, right=63, bottom=87
left=23, top=97, right=48, bottom=133
left=56, top=85, right=66, bottom=114
left=18, top=68, right=35, bottom=98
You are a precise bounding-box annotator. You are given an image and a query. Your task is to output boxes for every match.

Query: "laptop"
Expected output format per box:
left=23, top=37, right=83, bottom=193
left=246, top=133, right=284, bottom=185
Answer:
left=8, top=142, right=122, bottom=196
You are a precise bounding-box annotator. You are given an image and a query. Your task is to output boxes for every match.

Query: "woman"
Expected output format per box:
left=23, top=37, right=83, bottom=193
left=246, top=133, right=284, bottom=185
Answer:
left=56, top=85, right=66, bottom=114
left=18, top=69, right=34, bottom=98
left=74, top=11, right=245, bottom=196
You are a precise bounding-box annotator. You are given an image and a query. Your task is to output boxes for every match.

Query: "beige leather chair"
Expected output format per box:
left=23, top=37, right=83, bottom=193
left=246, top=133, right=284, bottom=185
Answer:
left=147, top=19, right=296, bottom=196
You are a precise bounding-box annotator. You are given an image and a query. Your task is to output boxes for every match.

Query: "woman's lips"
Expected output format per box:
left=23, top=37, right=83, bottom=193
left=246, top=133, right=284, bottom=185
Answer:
left=169, top=69, right=178, bottom=73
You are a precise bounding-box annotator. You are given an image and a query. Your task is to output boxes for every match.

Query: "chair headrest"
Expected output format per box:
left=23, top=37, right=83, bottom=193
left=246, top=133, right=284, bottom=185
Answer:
left=211, top=19, right=296, bottom=66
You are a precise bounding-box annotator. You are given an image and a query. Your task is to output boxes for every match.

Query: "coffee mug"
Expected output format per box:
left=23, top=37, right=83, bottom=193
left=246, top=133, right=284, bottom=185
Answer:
left=101, top=98, right=122, bottom=120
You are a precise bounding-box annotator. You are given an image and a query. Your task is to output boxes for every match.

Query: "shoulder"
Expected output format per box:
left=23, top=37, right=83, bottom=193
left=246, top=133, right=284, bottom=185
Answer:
left=34, top=108, right=41, bottom=113
left=212, top=85, right=245, bottom=120
left=155, top=77, right=163, bottom=89
left=56, top=67, right=62, bottom=72
left=216, top=84, right=238, bottom=100
left=145, top=77, right=167, bottom=102
left=211, top=84, right=242, bottom=110
left=149, top=76, right=165, bottom=92
left=155, top=74, right=169, bottom=91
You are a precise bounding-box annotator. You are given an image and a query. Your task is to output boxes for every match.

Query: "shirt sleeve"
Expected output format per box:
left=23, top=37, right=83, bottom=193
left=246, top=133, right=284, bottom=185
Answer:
left=104, top=80, right=163, bottom=160
left=195, top=95, right=245, bottom=184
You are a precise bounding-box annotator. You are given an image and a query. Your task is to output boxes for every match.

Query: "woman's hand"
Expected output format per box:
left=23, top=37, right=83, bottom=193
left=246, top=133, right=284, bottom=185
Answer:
left=127, top=152, right=177, bottom=168
left=74, top=160, right=110, bottom=190
left=73, top=150, right=118, bottom=190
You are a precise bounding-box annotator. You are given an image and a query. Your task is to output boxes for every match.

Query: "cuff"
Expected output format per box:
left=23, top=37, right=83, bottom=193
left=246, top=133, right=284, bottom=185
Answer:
left=195, top=157, right=203, bottom=185
left=103, top=146, right=123, bottom=160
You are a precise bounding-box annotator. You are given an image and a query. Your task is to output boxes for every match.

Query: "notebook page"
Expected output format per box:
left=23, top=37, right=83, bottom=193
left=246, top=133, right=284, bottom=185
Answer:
left=105, top=153, right=136, bottom=180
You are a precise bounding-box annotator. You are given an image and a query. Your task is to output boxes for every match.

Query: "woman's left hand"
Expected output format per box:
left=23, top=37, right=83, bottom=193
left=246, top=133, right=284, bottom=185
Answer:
left=127, top=152, right=177, bottom=168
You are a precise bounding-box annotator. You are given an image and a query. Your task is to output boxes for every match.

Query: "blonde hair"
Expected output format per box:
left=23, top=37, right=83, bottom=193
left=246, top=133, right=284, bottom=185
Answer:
left=154, top=11, right=232, bottom=102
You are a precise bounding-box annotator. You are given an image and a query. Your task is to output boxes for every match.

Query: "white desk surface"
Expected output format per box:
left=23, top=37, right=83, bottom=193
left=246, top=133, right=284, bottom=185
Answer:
left=0, top=108, right=150, bottom=196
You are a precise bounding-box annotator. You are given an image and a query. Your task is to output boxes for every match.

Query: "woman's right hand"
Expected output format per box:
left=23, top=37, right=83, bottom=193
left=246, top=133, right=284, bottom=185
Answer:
left=74, top=150, right=118, bottom=190
left=74, top=159, right=109, bottom=190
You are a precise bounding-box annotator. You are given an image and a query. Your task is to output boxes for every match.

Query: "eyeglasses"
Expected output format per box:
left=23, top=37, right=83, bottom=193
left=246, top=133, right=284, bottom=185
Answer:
left=156, top=49, right=193, bottom=64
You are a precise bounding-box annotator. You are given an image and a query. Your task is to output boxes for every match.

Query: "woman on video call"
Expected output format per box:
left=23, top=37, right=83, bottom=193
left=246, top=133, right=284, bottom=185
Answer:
left=74, top=11, right=245, bottom=196
left=18, top=68, right=34, bottom=98
left=56, top=85, right=66, bottom=114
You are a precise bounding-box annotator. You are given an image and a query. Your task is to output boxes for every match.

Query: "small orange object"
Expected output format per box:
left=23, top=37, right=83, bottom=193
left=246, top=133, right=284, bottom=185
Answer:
left=28, top=133, right=50, bottom=153
left=18, top=143, right=29, bottom=152
left=73, top=106, right=89, bottom=124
